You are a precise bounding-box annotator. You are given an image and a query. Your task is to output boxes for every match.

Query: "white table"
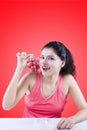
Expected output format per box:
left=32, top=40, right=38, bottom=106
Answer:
left=0, top=118, right=87, bottom=130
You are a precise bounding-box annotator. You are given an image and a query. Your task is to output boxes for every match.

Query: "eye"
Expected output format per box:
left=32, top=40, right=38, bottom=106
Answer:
left=47, top=57, right=55, bottom=60
left=39, top=56, right=44, bottom=59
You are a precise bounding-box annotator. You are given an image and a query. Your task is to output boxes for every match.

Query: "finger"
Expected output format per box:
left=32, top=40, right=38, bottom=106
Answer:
left=59, top=120, right=68, bottom=129
left=57, top=118, right=66, bottom=129
left=59, top=120, right=74, bottom=129
left=25, top=54, right=34, bottom=60
left=58, top=119, right=71, bottom=129
left=21, top=52, right=27, bottom=57
left=66, top=122, right=74, bottom=129
left=16, top=52, right=21, bottom=57
left=27, top=62, right=33, bottom=67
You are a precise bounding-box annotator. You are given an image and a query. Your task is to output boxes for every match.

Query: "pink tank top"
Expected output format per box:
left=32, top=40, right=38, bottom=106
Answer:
left=23, top=72, right=66, bottom=118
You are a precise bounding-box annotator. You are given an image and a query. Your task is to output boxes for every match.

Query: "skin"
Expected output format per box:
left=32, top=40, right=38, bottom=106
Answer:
left=2, top=48, right=87, bottom=129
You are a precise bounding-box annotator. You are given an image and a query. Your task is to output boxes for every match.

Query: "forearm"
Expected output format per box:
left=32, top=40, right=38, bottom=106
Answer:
left=71, top=108, right=87, bottom=123
left=57, top=108, right=87, bottom=129
left=2, top=67, right=23, bottom=110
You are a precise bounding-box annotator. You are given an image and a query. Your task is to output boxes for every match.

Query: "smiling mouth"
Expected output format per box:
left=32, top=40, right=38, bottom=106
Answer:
left=42, top=66, right=50, bottom=71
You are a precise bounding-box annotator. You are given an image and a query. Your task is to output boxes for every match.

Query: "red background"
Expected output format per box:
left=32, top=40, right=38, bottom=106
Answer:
left=0, top=0, right=87, bottom=117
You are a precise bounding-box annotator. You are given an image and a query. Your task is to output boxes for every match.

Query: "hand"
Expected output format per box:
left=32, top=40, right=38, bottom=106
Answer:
left=57, top=117, right=75, bottom=129
left=16, top=52, right=34, bottom=70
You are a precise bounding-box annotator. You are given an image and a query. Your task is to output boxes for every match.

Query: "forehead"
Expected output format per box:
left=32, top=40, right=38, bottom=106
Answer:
left=41, top=48, right=57, bottom=57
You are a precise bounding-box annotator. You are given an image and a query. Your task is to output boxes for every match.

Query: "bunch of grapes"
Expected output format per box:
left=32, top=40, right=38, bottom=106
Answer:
left=27, top=57, right=40, bottom=72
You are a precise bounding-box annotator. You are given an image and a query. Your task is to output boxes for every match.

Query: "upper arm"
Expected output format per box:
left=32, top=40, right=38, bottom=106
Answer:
left=66, top=75, right=87, bottom=110
left=15, top=72, right=38, bottom=105
left=14, top=72, right=30, bottom=105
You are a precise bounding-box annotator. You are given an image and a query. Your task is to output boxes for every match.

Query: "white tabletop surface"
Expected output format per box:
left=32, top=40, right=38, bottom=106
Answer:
left=0, top=118, right=87, bottom=130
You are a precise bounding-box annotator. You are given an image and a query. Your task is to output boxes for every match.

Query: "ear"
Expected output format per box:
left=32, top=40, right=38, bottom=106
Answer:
left=61, top=61, right=65, bottom=68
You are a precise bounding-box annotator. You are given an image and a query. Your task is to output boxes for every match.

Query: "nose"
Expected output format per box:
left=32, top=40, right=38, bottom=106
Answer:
left=42, top=58, right=48, bottom=65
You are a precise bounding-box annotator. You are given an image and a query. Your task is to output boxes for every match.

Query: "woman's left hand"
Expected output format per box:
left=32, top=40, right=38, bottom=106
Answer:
left=57, top=117, right=75, bottom=129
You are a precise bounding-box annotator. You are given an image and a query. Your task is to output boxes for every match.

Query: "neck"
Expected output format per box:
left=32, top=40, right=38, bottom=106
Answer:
left=42, top=73, right=60, bottom=86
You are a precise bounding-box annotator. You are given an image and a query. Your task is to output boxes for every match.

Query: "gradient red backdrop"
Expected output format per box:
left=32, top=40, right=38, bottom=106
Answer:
left=0, top=0, right=87, bottom=117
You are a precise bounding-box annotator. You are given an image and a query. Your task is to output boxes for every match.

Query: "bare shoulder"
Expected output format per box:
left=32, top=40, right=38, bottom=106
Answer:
left=63, top=74, right=76, bottom=85
left=62, top=74, right=77, bottom=97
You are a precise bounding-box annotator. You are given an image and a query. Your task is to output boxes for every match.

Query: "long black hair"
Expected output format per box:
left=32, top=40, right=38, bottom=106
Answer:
left=42, top=41, right=76, bottom=76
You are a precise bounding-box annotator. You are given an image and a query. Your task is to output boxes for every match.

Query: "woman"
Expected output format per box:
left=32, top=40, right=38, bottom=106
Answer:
left=2, top=41, right=87, bottom=129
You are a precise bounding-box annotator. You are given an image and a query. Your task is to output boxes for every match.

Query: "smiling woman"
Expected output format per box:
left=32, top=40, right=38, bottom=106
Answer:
left=2, top=41, right=87, bottom=129
left=39, top=48, right=65, bottom=77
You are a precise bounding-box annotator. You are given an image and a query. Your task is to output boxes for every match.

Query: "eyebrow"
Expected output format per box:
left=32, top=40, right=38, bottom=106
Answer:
left=41, top=55, right=55, bottom=57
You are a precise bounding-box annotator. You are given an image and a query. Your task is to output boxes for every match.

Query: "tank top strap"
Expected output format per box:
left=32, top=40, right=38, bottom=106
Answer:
left=56, top=75, right=63, bottom=91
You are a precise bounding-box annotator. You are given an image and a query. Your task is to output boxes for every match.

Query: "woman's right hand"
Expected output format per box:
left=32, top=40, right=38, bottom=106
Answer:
left=16, top=52, right=34, bottom=70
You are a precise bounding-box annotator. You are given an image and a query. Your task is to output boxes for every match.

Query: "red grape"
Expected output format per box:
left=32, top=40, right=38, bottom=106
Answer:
left=27, top=57, right=40, bottom=72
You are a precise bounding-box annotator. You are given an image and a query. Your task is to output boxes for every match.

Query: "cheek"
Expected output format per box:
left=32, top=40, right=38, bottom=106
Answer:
left=39, top=60, right=43, bottom=70
left=52, top=61, right=62, bottom=68
left=39, top=60, right=42, bottom=66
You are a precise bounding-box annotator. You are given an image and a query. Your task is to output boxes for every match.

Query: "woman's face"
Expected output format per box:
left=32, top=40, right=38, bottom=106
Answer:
left=39, top=48, right=64, bottom=77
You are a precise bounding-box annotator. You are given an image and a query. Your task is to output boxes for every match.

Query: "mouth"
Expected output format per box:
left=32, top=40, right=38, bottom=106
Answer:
left=42, top=66, right=50, bottom=71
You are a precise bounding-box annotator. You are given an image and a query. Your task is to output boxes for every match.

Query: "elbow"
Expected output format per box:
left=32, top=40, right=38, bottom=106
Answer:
left=2, top=95, right=16, bottom=110
left=2, top=103, right=11, bottom=111
left=2, top=100, right=13, bottom=111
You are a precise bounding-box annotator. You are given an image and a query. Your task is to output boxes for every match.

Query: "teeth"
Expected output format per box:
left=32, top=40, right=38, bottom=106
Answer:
left=42, top=66, right=50, bottom=71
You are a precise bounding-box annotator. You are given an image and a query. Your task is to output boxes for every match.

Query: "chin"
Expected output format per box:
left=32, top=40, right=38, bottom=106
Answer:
left=41, top=71, right=52, bottom=77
